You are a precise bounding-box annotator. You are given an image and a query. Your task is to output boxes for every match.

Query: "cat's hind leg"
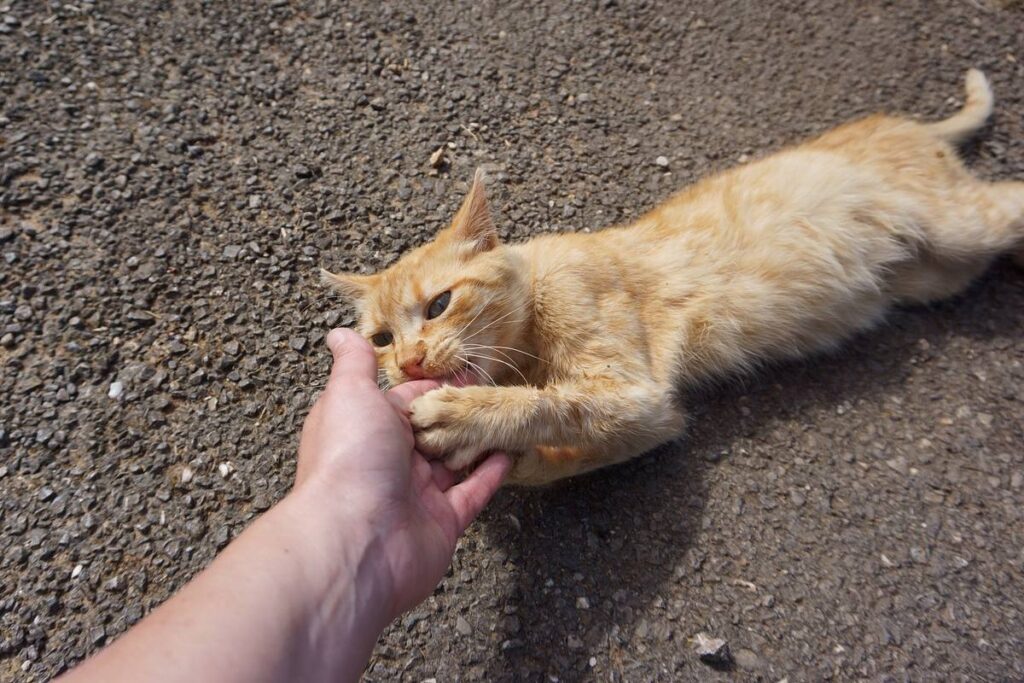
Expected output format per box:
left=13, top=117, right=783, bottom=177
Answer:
left=985, top=181, right=1024, bottom=268
left=507, top=435, right=682, bottom=486
left=892, top=180, right=1024, bottom=304
left=506, top=446, right=595, bottom=486
left=961, top=180, right=1024, bottom=271
left=922, top=69, right=1024, bottom=268
left=981, top=180, right=1024, bottom=244
left=889, top=253, right=992, bottom=305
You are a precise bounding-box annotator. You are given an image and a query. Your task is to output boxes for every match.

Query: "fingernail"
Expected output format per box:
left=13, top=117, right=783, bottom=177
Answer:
left=326, top=327, right=348, bottom=351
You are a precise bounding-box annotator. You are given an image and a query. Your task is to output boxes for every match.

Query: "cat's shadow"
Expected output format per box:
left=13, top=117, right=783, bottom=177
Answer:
left=477, top=260, right=1023, bottom=681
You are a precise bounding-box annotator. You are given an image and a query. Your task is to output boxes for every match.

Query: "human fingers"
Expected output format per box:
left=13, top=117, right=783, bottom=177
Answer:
left=445, top=452, right=512, bottom=533
left=325, top=328, right=377, bottom=388
left=386, top=379, right=442, bottom=413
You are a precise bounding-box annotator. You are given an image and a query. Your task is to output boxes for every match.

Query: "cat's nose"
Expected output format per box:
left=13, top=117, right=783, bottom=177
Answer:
left=400, top=353, right=427, bottom=379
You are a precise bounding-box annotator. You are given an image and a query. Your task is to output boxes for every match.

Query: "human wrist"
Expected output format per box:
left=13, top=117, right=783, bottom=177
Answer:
left=270, top=487, right=397, bottom=677
left=250, top=485, right=395, bottom=683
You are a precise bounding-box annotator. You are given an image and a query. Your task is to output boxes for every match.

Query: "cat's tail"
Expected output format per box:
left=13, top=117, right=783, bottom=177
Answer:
left=924, top=69, right=993, bottom=145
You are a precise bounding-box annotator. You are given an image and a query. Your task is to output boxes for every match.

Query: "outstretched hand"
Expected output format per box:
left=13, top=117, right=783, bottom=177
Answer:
left=295, top=328, right=511, bottom=618
left=60, top=327, right=509, bottom=683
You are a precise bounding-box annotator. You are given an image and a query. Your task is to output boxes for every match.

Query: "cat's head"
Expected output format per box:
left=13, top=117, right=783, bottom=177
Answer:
left=322, top=170, right=530, bottom=387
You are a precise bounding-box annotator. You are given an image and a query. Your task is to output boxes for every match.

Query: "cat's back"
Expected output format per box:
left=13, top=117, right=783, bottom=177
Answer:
left=502, top=94, right=1000, bottom=382
left=619, top=113, right=949, bottom=267
left=512, top=115, right=939, bottom=380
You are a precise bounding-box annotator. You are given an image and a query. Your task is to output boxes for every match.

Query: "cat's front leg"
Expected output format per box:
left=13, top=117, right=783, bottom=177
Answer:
left=409, top=385, right=542, bottom=469
left=408, top=379, right=686, bottom=475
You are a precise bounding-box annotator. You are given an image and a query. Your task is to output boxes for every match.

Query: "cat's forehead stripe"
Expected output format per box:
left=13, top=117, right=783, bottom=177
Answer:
left=409, top=278, right=424, bottom=302
left=377, top=274, right=406, bottom=309
left=447, top=276, right=498, bottom=291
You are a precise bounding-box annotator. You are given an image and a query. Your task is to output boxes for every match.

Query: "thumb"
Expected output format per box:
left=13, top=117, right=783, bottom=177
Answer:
left=386, top=378, right=441, bottom=413
left=326, top=328, right=378, bottom=387
left=447, top=452, right=512, bottom=534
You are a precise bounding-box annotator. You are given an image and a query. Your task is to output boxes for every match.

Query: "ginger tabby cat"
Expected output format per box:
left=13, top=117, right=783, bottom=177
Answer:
left=324, top=70, right=1024, bottom=485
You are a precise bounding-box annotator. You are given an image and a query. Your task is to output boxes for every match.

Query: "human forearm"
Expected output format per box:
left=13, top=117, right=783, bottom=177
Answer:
left=61, top=330, right=509, bottom=683
left=62, top=486, right=392, bottom=683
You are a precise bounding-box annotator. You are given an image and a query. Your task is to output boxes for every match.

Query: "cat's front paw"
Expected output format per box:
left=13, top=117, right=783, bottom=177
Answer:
left=409, top=387, right=490, bottom=470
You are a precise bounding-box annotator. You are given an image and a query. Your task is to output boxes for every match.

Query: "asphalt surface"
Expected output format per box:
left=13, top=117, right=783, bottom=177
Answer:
left=2, top=1, right=1023, bottom=681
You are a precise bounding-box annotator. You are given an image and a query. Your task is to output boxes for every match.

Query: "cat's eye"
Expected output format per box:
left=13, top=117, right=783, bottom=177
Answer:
left=426, top=290, right=452, bottom=320
left=370, top=331, right=393, bottom=347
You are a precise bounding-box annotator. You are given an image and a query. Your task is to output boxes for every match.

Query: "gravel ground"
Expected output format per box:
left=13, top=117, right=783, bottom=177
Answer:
left=2, top=1, right=1023, bottom=681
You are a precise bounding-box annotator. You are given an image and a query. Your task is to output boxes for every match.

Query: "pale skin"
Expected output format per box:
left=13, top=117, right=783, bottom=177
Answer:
left=60, top=328, right=511, bottom=683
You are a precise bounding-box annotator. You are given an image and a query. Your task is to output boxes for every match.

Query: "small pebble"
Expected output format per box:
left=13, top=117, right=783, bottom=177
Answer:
left=108, top=381, right=124, bottom=399
left=694, top=632, right=731, bottom=666
left=885, top=456, right=908, bottom=475
left=429, top=146, right=446, bottom=168
left=655, top=155, right=669, bottom=167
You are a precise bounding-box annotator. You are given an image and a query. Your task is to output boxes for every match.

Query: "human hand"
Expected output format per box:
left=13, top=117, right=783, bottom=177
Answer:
left=293, top=328, right=511, bottom=619
left=59, top=328, right=508, bottom=683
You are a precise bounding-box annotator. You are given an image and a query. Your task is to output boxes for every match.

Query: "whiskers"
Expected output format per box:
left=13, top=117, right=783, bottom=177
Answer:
left=455, top=353, right=498, bottom=387
left=462, top=305, right=526, bottom=343
left=463, top=344, right=530, bottom=385
left=450, top=297, right=544, bottom=386
left=469, top=342, right=547, bottom=364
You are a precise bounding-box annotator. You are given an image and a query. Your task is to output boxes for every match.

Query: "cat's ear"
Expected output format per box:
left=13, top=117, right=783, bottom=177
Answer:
left=320, top=268, right=377, bottom=301
left=442, top=168, right=498, bottom=253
